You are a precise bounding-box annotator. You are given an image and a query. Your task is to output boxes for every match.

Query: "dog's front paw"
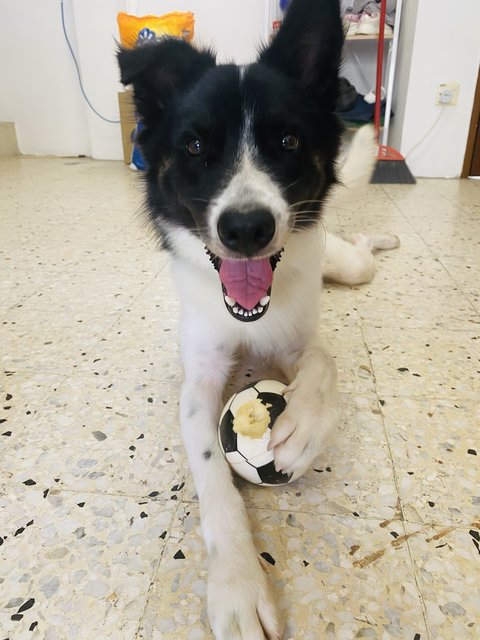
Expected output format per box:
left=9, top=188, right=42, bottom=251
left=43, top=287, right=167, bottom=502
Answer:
left=269, top=392, right=338, bottom=479
left=208, top=550, right=282, bottom=640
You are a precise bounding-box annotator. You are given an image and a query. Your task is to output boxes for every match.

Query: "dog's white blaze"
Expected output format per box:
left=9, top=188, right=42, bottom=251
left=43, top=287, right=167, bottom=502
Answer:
left=207, top=110, right=290, bottom=255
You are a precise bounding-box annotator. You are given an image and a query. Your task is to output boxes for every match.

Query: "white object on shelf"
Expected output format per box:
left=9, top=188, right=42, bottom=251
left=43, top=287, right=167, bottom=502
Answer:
left=357, top=11, right=393, bottom=37
left=346, top=33, right=393, bottom=41
left=364, top=86, right=386, bottom=104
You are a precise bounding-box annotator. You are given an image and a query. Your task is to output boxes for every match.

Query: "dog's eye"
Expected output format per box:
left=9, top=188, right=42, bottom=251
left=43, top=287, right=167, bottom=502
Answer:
left=281, top=134, right=299, bottom=151
left=281, top=134, right=300, bottom=152
left=185, top=138, right=205, bottom=157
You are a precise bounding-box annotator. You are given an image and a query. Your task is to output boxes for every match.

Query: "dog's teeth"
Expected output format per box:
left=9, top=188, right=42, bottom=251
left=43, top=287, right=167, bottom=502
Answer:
left=252, top=309, right=257, bottom=315
left=248, top=311, right=253, bottom=317
left=260, top=296, right=270, bottom=306
left=233, top=307, right=239, bottom=314
left=239, top=309, right=244, bottom=316
left=225, top=296, right=236, bottom=307
left=258, top=306, right=264, bottom=313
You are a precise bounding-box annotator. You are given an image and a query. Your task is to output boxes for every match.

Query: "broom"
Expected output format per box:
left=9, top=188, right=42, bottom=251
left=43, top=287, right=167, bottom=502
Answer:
left=370, top=0, right=416, bottom=184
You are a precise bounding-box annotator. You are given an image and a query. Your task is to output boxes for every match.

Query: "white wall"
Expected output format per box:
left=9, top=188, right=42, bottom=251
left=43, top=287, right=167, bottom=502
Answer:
left=0, top=0, right=91, bottom=157
left=388, top=0, right=419, bottom=153
left=0, top=0, right=271, bottom=160
left=0, top=27, right=15, bottom=122
left=72, top=0, right=125, bottom=160
left=392, top=0, right=480, bottom=178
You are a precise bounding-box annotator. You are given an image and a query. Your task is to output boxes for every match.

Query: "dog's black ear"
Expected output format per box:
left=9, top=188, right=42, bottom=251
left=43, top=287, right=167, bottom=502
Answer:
left=259, top=0, right=343, bottom=107
left=117, top=39, right=216, bottom=126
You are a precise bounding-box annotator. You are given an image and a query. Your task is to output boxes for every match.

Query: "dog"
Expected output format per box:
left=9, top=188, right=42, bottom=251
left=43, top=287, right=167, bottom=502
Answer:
left=118, top=0, right=398, bottom=637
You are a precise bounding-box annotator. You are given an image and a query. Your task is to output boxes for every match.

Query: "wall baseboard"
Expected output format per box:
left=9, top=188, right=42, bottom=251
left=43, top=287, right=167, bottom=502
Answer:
left=0, top=123, right=19, bottom=156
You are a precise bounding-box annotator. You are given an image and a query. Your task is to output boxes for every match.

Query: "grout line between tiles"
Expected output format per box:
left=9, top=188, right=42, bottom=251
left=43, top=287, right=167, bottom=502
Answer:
left=428, top=256, right=480, bottom=318
left=352, top=287, right=434, bottom=628
left=379, top=185, right=437, bottom=254
left=181, top=496, right=444, bottom=528
left=381, top=187, right=480, bottom=318
left=134, top=498, right=184, bottom=640
left=179, top=496, right=477, bottom=531
left=404, top=532, right=434, bottom=640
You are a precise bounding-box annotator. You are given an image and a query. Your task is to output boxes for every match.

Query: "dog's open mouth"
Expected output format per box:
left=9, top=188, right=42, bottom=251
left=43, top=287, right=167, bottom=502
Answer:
left=206, top=249, right=283, bottom=322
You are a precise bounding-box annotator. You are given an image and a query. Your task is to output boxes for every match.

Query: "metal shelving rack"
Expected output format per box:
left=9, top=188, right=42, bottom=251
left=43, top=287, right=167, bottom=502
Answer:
left=344, top=0, right=404, bottom=146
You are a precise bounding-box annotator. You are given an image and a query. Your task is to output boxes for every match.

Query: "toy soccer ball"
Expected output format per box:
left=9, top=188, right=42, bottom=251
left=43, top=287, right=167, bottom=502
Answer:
left=218, top=380, right=293, bottom=485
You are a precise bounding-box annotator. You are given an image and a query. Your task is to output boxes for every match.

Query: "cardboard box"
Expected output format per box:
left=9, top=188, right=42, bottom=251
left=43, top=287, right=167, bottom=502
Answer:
left=117, top=90, right=136, bottom=164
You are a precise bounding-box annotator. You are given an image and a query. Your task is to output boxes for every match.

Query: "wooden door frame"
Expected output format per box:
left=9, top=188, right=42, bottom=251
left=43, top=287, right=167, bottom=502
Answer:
left=462, top=67, right=480, bottom=178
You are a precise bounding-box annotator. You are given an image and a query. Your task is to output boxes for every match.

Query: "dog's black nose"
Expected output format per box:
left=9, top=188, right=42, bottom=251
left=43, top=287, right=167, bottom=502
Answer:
left=217, top=208, right=276, bottom=256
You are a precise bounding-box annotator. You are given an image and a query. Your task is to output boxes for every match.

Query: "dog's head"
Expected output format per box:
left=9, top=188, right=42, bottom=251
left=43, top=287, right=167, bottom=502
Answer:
left=118, top=0, right=343, bottom=322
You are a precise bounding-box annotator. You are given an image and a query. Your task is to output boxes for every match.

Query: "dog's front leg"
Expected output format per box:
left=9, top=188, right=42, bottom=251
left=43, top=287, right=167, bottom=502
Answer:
left=269, top=336, right=339, bottom=479
left=180, top=331, right=281, bottom=640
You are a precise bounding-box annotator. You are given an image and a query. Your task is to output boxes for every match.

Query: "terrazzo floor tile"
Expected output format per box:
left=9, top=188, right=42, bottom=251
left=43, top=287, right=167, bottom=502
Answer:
left=1, top=220, right=151, bottom=300
left=77, top=277, right=181, bottom=385
left=0, top=374, right=186, bottom=497
left=418, top=223, right=480, bottom=258
left=0, top=371, right=66, bottom=448
left=387, top=210, right=480, bottom=259
left=64, top=229, right=167, bottom=281
left=438, top=254, right=480, bottom=300
left=0, top=246, right=77, bottom=306
left=405, top=523, right=480, bottom=640
left=139, top=502, right=429, bottom=640
left=363, top=326, right=480, bottom=399
left=0, top=484, right=178, bottom=640
left=8, top=269, right=157, bottom=321
left=384, top=179, right=472, bottom=209
left=360, top=254, right=456, bottom=291
left=355, top=281, right=479, bottom=330
left=320, top=285, right=361, bottom=327
left=318, top=323, right=377, bottom=394
left=381, top=396, right=480, bottom=526
left=0, top=264, right=66, bottom=317
left=2, top=309, right=117, bottom=374
left=337, top=210, right=413, bottom=241
left=1, top=254, right=165, bottom=376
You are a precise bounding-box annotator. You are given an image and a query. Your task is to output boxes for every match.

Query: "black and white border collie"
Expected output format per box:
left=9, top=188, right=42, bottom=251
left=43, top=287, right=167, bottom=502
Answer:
left=118, top=0, right=398, bottom=637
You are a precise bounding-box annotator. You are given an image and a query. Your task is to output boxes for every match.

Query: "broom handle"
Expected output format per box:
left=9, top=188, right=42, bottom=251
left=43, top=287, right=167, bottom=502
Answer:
left=374, top=0, right=387, bottom=144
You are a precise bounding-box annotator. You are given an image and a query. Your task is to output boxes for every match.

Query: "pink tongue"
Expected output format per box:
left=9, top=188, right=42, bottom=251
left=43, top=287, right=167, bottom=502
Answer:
left=219, top=258, right=272, bottom=311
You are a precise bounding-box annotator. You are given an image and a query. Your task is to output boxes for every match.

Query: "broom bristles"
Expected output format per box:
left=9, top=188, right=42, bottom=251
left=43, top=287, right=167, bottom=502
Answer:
left=371, top=159, right=416, bottom=184
left=371, top=145, right=416, bottom=184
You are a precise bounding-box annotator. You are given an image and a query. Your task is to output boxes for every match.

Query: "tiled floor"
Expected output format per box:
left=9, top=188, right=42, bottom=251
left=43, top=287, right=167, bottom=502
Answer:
left=1, top=156, right=479, bottom=640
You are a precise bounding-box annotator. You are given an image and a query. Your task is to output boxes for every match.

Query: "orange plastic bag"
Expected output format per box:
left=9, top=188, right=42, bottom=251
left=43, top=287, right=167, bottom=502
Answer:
left=117, top=12, right=194, bottom=48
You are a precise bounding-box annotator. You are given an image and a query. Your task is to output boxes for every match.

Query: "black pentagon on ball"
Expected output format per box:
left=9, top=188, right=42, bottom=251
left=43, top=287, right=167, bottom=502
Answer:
left=257, top=460, right=292, bottom=485
left=255, top=391, right=287, bottom=426
left=219, top=408, right=237, bottom=453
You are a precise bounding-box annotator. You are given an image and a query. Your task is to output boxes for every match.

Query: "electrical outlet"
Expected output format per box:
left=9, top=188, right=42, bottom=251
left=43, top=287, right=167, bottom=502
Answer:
left=436, top=82, right=460, bottom=106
